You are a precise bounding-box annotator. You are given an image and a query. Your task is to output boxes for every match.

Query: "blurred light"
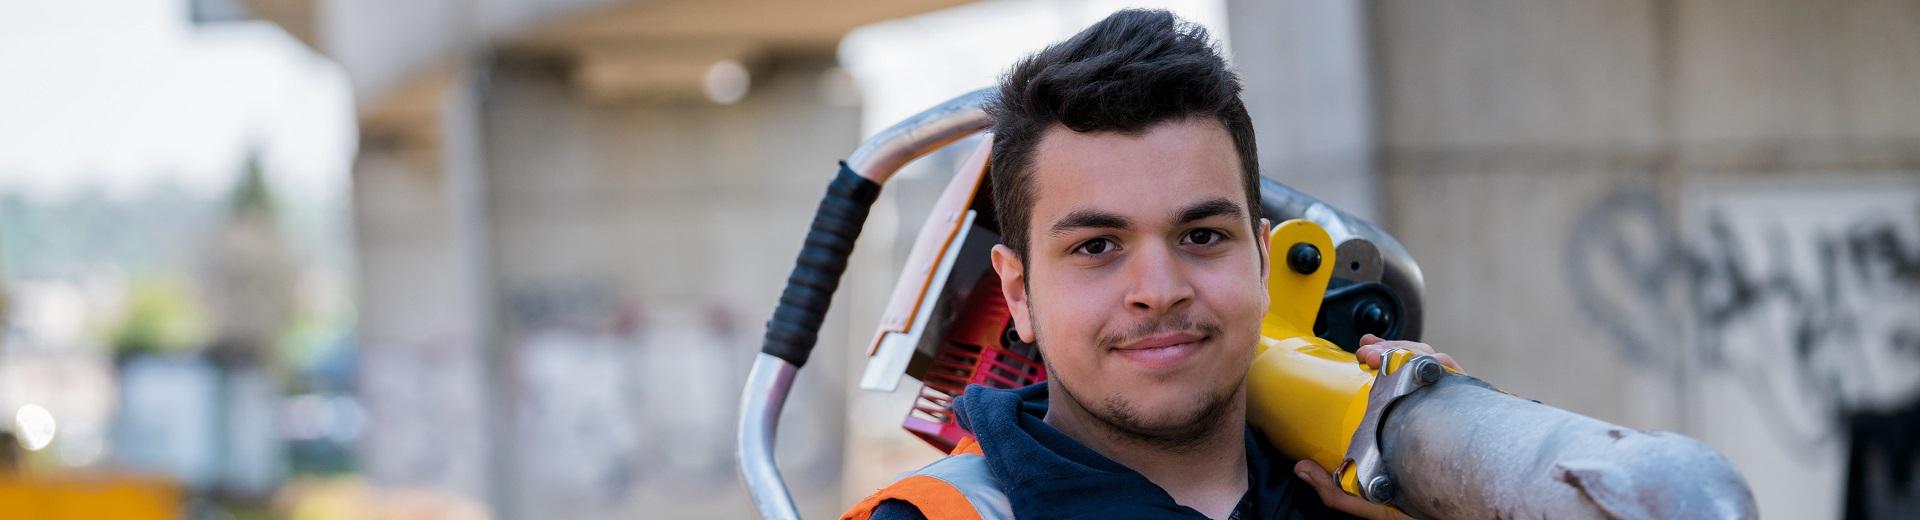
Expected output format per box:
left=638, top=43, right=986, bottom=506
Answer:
left=15, top=404, right=56, bottom=451
left=57, top=429, right=103, bottom=467
left=284, top=394, right=329, bottom=441
left=283, top=393, right=367, bottom=443
left=327, top=395, right=365, bottom=443
left=703, top=59, right=750, bottom=105
left=18, top=282, right=89, bottom=346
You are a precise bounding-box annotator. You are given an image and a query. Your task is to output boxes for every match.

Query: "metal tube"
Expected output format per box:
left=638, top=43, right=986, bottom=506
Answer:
left=845, top=88, right=995, bottom=183
left=1378, top=377, right=1758, bottom=519
left=739, top=88, right=996, bottom=519
left=738, top=353, right=802, bottom=520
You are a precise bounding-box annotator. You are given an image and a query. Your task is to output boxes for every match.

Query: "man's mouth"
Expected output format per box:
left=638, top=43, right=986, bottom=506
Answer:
left=1110, top=331, right=1207, bottom=369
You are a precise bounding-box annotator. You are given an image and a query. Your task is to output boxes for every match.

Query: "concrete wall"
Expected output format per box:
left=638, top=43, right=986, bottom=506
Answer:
left=479, top=57, right=864, bottom=519
left=1357, top=1, right=1920, bottom=517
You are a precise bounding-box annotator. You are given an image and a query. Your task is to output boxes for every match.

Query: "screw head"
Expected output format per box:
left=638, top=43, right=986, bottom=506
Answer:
left=1286, top=243, right=1321, bottom=274
left=1415, top=358, right=1445, bottom=385
left=1367, top=475, right=1396, bottom=502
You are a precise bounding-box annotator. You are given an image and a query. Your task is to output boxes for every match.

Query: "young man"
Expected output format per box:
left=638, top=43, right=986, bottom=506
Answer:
left=843, top=9, right=1460, bottom=520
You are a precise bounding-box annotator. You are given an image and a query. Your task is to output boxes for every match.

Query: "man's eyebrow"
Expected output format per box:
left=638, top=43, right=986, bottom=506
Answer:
left=1173, top=197, right=1244, bottom=225
left=1048, top=209, right=1133, bottom=237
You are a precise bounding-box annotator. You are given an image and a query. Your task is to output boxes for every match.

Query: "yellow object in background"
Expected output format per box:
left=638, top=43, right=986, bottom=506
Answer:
left=0, top=475, right=179, bottom=520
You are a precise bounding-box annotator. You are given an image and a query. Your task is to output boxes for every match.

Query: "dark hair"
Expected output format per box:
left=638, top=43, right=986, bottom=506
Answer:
left=988, top=9, right=1260, bottom=259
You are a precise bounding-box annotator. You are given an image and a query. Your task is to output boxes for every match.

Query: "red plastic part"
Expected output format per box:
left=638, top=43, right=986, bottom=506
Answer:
left=903, top=269, right=1047, bottom=452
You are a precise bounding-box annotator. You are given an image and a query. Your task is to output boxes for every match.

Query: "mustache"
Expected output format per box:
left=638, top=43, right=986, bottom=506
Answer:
left=1095, top=314, right=1224, bottom=350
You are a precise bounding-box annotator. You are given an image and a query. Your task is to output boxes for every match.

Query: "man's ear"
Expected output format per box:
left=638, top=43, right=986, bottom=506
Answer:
left=990, top=244, right=1036, bottom=343
left=1256, top=217, right=1273, bottom=311
left=1256, top=217, right=1273, bottom=281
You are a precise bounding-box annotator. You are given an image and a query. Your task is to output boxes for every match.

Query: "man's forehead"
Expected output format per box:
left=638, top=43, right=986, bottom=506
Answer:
left=1026, top=119, right=1246, bottom=228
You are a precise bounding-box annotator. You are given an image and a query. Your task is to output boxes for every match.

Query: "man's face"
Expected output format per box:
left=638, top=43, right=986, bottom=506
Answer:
left=991, top=116, right=1270, bottom=442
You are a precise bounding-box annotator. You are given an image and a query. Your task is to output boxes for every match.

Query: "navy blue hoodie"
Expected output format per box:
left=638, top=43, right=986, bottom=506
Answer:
left=869, top=383, right=1356, bottom=519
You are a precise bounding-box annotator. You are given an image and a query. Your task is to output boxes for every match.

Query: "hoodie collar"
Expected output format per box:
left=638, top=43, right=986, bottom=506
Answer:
left=951, top=382, right=1351, bottom=519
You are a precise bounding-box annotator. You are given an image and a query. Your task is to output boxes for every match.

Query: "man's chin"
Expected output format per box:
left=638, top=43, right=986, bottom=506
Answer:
left=1094, top=388, right=1239, bottom=445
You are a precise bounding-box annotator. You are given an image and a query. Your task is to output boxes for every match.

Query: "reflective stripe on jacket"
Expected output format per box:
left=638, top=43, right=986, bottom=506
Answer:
left=840, top=438, right=1013, bottom=520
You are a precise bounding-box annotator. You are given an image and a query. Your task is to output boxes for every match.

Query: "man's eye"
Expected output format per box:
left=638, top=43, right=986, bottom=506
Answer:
left=1184, top=229, right=1224, bottom=246
left=1074, top=238, right=1114, bottom=256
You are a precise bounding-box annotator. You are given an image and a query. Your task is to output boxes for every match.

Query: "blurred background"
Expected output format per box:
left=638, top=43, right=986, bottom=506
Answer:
left=0, top=0, right=1915, bottom=518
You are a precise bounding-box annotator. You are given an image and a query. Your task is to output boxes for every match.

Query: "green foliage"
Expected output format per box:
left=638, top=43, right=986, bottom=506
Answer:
left=109, top=276, right=211, bottom=358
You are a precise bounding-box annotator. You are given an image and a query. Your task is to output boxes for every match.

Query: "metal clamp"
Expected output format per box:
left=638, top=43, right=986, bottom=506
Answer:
left=1341, top=349, right=1448, bottom=504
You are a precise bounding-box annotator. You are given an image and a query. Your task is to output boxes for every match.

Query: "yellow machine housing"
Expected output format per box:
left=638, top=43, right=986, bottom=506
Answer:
left=1250, top=218, right=1423, bottom=497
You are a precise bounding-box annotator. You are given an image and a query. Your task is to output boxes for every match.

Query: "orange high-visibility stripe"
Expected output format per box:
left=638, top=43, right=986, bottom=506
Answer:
left=840, top=437, right=991, bottom=520
left=840, top=474, right=983, bottom=520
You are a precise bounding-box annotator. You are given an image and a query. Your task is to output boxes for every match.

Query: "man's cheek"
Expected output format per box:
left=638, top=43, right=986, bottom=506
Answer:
left=1196, top=267, right=1265, bottom=315
left=1050, top=306, right=1107, bottom=371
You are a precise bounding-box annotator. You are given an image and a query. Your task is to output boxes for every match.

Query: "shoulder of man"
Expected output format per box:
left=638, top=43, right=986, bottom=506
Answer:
left=839, top=438, right=1012, bottom=520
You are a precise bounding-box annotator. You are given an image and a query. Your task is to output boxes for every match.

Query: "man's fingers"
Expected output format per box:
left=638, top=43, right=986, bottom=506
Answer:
left=1293, top=460, right=1408, bottom=520
left=1292, top=461, right=1362, bottom=511
left=1353, top=339, right=1462, bottom=372
left=1293, top=461, right=1349, bottom=507
left=1374, top=340, right=1437, bottom=355
left=1356, top=344, right=1384, bottom=369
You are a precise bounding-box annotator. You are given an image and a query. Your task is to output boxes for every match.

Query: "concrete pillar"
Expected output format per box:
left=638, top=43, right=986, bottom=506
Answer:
left=351, top=65, right=498, bottom=510
left=1225, top=0, right=1380, bottom=221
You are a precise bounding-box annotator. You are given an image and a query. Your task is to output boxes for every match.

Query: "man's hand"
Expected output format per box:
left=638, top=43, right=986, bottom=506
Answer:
left=1293, top=461, right=1412, bottom=520
left=1293, top=334, right=1461, bottom=520
left=1354, top=333, right=1462, bottom=373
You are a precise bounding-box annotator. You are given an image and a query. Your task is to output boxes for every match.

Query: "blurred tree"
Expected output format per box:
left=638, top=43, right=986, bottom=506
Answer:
left=109, top=276, right=213, bottom=359
left=203, top=152, right=296, bottom=368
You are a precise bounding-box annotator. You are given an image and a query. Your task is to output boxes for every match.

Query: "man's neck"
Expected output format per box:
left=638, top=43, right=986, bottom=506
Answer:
left=1043, top=384, right=1249, bottom=520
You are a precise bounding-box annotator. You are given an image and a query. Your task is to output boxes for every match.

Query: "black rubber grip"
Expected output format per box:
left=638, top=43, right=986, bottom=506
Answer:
left=761, top=162, right=882, bottom=367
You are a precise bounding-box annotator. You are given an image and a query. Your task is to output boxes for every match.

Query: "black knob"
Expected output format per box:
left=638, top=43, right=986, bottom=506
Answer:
left=1286, top=243, right=1321, bottom=274
left=1355, top=301, right=1392, bottom=336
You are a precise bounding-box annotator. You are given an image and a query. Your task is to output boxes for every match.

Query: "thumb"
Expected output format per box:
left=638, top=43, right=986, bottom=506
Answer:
left=1293, top=460, right=1342, bottom=500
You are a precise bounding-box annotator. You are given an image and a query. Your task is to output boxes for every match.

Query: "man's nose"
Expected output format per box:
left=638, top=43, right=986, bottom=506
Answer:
left=1124, top=243, right=1195, bottom=313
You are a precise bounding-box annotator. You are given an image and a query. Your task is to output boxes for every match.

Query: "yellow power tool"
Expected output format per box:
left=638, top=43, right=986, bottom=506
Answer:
left=738, top=89, right=1758, bottom=519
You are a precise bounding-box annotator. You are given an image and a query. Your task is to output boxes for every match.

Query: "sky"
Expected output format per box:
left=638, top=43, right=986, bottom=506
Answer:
left=0, top=0, right=356, bottom=202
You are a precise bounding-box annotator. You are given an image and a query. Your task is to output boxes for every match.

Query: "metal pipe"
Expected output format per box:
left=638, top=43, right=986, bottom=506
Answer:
left=738, top=353, right=802, bottom=520
left=1378, top=377, right=1758, bottom=519
left=845, top=88, right=995, bottom=183
left=739, top=88, right=997, bottom=519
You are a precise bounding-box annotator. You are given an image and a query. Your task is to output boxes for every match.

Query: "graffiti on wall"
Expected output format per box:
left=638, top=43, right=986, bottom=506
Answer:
left=501, top=280, right=845, bottom=517
left=1565, top=181, right=1920, bottom=517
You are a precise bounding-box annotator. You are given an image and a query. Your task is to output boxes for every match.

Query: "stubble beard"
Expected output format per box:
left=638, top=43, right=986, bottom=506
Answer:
left=1033, top=302, right=1248, bottom=454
